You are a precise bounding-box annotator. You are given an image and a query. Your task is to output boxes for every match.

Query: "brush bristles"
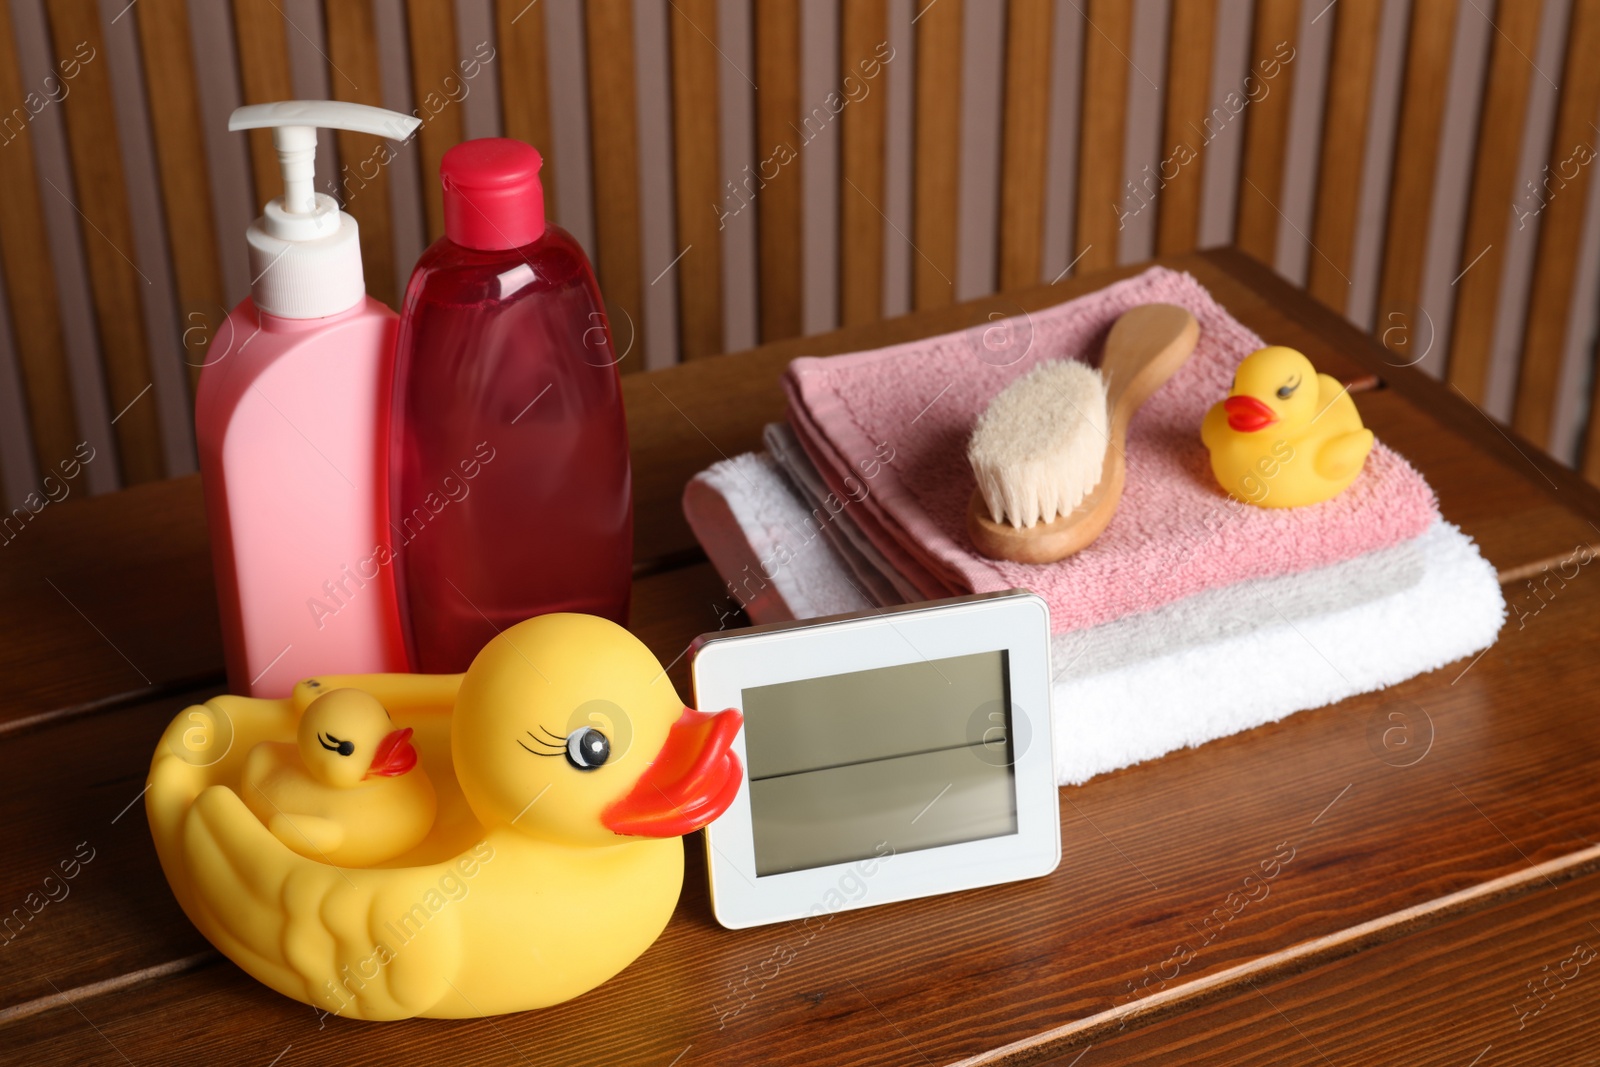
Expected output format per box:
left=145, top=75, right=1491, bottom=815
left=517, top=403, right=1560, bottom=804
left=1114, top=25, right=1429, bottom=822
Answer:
left=967, top=360, right=1110, bottom=529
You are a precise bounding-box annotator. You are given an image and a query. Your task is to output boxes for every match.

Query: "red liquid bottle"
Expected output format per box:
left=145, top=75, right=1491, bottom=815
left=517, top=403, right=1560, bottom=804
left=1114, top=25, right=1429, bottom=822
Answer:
left=390, top=138, right=632, bottom=672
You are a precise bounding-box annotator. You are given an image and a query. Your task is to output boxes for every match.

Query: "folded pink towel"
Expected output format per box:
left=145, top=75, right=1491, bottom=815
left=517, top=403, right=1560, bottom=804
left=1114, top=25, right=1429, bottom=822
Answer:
left=783, top=267, right=1439, bottom=634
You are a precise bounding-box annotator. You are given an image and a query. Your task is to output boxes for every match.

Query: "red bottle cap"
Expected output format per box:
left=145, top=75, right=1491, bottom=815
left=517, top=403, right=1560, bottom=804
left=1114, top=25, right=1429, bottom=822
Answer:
left=440, top=138, right=546, bottom=251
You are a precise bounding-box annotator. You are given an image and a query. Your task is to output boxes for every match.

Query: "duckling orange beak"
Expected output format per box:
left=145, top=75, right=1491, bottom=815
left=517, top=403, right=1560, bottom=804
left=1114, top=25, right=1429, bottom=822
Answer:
left=1224, top=394, right=1278, bottom=432
left=366, top=727, right=417, bottom=778
left=603, top=707, right=744, bottom=837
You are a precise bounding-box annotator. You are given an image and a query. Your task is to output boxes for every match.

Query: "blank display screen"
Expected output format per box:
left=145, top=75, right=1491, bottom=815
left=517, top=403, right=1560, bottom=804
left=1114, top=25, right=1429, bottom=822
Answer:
left=742, top=650, right=1019, bottom=877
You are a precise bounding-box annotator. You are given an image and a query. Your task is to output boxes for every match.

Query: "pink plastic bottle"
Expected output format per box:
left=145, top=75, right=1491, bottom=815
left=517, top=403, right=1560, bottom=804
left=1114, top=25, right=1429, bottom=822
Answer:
left=197, top=102, right=419, bottom=696
left=390, top=138, right=632, bottom=673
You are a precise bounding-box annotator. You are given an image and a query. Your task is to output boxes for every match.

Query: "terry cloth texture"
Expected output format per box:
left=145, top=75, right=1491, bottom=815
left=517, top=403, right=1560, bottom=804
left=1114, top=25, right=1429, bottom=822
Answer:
left=683, top=451, right=1504, bottom=785
left=783, top=267, right=1439, bottom=634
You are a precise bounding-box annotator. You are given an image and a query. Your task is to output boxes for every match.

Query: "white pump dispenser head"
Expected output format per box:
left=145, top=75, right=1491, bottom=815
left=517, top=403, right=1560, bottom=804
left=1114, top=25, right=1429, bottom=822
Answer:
left=229, top=101, right=421, bottom=319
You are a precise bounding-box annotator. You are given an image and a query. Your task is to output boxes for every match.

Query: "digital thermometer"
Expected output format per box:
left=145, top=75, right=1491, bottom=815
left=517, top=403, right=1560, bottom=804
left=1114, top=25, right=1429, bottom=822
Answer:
left=691, top=590, right=1060, bottom=929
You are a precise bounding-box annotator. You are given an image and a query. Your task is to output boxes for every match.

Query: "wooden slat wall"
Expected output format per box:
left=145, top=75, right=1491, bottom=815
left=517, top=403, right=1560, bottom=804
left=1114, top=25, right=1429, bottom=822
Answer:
left=839, top=0, right=889, bottom=327
left=753, top=0, right=803, bottom=340
left=1156, top=0, right=1218, bottom=257
left=405, top=0, right=463, bottom=246
left=912, top=0, right=962, bottom=309
left=1235, top=0, right=1301, bottom=267
left=1516, top=0, right=1600, bottom=451
left=1075, top=0, right=1133, bottom=275
left=1306, top=0, right=1384, bottom=311
left=998, top=0, right=1054, bottom=288
left=669, top=0, right=723, bottom=360
left=10, top=0, right=1600, bottom=501
left=44, top=0, right=163, bottom=485
left=1446, top=0, right=1545, bottom=404
left=584, top=0, right=644, bottom=375
left=0, top=0, right=77, bottom=483
left=324, top=0, right=402, bottom=311
left=134, top=0, right=224, bottom=393
left=1375, top=0, right=1457, bottom=362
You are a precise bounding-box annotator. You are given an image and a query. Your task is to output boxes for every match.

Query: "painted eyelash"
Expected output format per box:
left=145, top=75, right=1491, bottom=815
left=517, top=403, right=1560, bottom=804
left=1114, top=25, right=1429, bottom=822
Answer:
left=517, top=730, right=564, bottom=756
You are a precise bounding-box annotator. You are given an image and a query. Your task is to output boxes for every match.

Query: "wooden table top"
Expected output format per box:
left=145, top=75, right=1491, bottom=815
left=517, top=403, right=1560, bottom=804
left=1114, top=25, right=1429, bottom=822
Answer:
left=3, top=249, right=1599, bottom=1066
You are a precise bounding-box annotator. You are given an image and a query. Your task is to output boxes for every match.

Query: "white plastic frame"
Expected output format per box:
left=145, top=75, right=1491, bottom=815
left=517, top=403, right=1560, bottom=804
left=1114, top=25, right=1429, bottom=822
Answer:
left=692, top=590, right=1060, bottom=929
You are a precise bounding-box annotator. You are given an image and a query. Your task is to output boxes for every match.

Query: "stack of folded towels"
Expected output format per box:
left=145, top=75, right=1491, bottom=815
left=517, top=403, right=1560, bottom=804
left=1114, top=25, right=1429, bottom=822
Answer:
left=684, top=268, right=1506, bottom=784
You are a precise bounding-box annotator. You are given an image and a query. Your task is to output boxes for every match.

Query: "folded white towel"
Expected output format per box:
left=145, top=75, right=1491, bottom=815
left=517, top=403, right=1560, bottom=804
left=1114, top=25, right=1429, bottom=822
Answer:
left=684, top=451, right=1506, bottom=785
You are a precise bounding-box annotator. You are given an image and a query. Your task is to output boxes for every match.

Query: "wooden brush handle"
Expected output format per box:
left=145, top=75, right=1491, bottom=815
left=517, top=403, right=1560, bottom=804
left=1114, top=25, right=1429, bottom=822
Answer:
left=967, top=304, right=1199, bottom=564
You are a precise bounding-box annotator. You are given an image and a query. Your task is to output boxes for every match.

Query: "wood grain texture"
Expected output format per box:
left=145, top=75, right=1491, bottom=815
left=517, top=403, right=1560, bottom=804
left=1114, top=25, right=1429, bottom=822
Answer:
left=0, top=0, right=77, bottom=482
left=584, top=0, right=645, bottom=375
left=753, top=0, right=803, bottom=339
left=1307, top=0, right=1383, bottom=310
left=1447, top=0, right=1544, bottom=403
left=1234, top=0, right=1301, bottom=267
left=669, top=0, right=724, bottom=359
left=135, top=0, right=225, bottom=396
left=1514, top=0, right=1600, bottom=451
left=1375, top=0, right=1458, bottom=364
left=44, top=0, right=163, bottom=485
left=496, top=0, right=556, bottom=220
left=1155, top=0, right=1218, bottom=257
left=229, top=0, right=294, bottom=213
left=912, top=0, right=962, bottom=307
left=405, top=0, right=463, bottom=244
left=323, top=0, right=401, bottom=311
left=839, top=0, right=889, bottom=325
left=998, top=0, right=1055, bottom=288
left=1076, top=868, right=1600, bottom=1064
left=6, top=577, right=1600, bottom=1061
left=1075, top=0, right=1133, bottom=274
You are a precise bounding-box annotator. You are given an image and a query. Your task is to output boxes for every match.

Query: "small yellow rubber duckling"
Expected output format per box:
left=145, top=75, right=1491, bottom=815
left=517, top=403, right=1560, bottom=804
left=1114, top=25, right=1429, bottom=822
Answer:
left=1201, top=345, right=1374, bottom=508
left=242, top=688, right=436, bottom=867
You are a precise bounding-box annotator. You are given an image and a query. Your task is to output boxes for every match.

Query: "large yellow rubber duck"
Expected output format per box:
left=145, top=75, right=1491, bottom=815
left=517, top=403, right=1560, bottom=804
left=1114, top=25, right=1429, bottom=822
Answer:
left=147, top=614, right=744, bottom=1020
left=1201, top=345, right=1374, bottom=507
left=241, top=687, right=435, bottom=867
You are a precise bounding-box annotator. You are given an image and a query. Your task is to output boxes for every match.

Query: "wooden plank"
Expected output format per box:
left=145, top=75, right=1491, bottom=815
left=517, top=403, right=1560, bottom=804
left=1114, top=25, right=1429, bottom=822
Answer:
left=998, top=0, right=1055, bottom=288
left=1083, top=869, right=1600, bottom=1062
left=1234, top=0, right=1301, bottom=267
left=8, top=576, right=1600, bottom=1061
left=912, top=0, right=962, bottom=307
left=839, top=0, right=889, bottom=325
left=496, top=0, right=558, bottom=220
left=1155, top=0, right=1218, bottom=257
left=1514, top=0, right=1600, bottom=450
left=1076, top=0, right=1134, bottom=274
left=1375, top=0, right=1457, bottom=363
left=1447, top=0, right=1544, bottom=404
left=753, top=0, right=802, bottom=339
left=669, top=0, right=724, bottom=359
left=1307, top=0, right=1384, bottom=311
left=0, top=0, right=77, bottom=479
left=229, top=0, right=294, bottom=214
left=585, top=0, right=645, bottom=375
left=136, top=0, right=226, bottom=396
left=405, top=0, right=463, bottom=244
left=323, top=0, right=402, bottom=311
left=44, top=0, right=163, bottom=485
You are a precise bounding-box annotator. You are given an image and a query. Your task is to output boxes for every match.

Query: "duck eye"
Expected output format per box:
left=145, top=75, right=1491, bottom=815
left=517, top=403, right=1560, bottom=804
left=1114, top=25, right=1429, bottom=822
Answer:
left=565, top=728, right=610, bottom=771
left=1276, top=378, right=1300, bottom=400
left=318, top=733, right=356, bottom=757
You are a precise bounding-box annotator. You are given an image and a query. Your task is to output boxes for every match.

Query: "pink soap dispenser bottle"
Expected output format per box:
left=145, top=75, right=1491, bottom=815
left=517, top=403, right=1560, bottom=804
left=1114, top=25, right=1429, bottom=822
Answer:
left=195, top=101, right=420, bottom=696
left=390, top=138, right=632, bottom=673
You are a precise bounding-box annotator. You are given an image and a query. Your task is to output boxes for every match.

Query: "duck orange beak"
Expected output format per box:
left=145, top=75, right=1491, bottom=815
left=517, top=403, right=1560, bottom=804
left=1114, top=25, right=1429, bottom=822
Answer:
left=366, top=727, right=418, bottom=778
left=603, top=707, right=744, bottom=837
left=1224, top=394, right=1278, bottom=432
